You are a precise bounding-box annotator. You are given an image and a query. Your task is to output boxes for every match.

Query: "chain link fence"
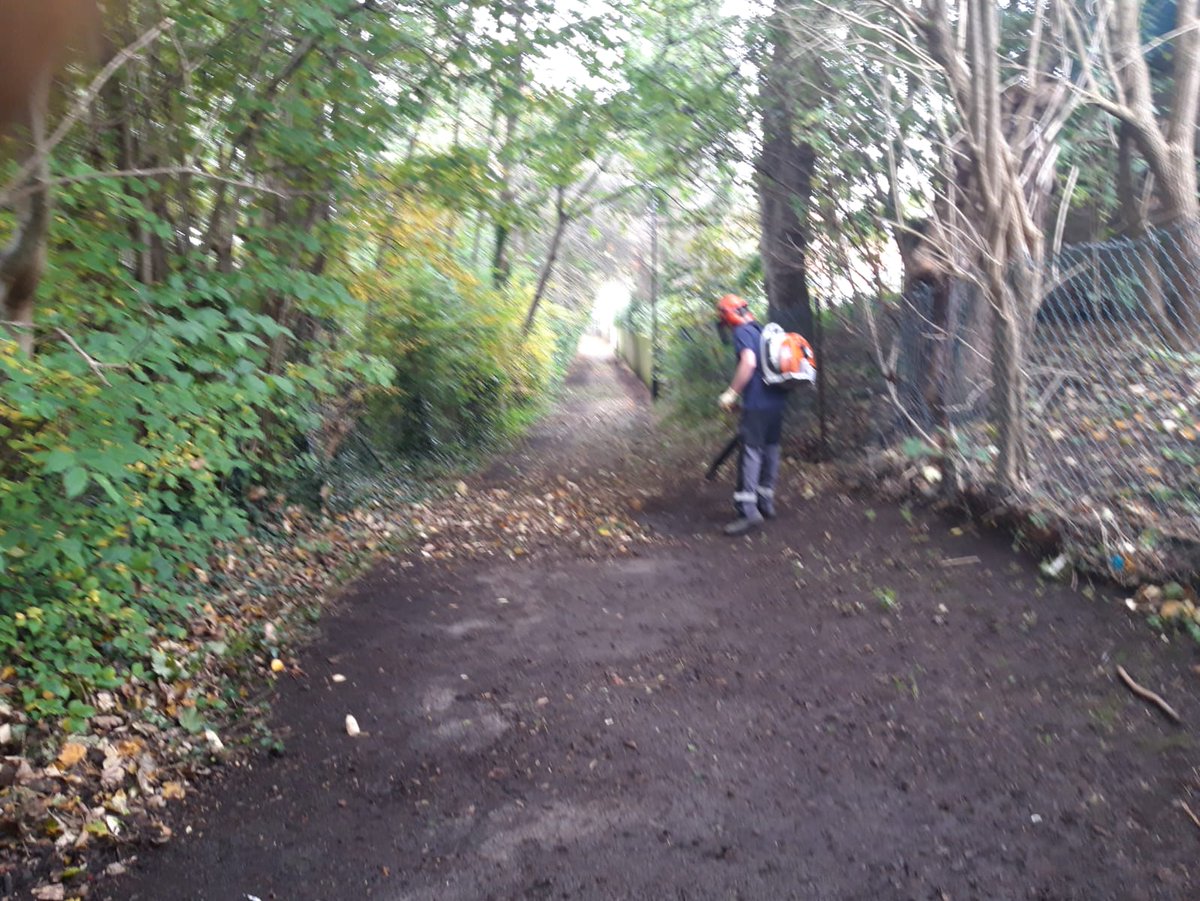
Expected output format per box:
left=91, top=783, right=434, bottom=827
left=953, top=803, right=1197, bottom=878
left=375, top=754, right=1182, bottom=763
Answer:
left=886, top=223, right=1200, bottom=578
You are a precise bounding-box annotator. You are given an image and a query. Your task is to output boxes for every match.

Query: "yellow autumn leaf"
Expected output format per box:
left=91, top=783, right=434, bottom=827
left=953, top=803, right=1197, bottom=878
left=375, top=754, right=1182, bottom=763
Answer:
left=57, top=742, right=88, bottom=770
left=161, top=782, right=186, bottom=801
left=270, top=659, right=285, bottom=673
left=116, top=738, right=144, bottom=758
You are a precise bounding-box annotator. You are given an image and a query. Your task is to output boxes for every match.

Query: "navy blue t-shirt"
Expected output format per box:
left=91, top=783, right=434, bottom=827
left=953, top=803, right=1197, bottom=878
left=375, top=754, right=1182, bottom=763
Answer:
left=733, top=322, right=788, bottom=412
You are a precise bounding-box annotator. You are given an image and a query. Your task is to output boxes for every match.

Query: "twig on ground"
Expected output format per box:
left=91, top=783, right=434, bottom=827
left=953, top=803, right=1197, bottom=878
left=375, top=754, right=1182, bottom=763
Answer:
left=940, top=555, right=980, bottom=567
left=1177, top=799, right=1200, bottom=832
left=1116, top=665, right=1181, bottom=724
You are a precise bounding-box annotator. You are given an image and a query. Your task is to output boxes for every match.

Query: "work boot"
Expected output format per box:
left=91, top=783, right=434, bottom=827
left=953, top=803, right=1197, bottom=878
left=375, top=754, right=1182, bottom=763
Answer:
left=723, top=511, right=763, bottom=536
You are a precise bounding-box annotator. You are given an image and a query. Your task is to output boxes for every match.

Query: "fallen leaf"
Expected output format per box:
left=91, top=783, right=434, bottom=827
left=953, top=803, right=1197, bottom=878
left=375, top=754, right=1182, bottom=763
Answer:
left=101, top=755, right=125, bottom=789
left=270, top=658, right=285, bottom=673
left=57, top=743, right=87, bottom=770
left=116, top=739, right=144, bottom=758
left=31, top=885, right=65, bottom=901
left=331, top=674, right=346, bottom=684
left=345, top=715, right=361, bottom=737
left=204, top=729, right=224, bottom=753
left=1160, top=600, right=1190, bottom=621
left=161, top=781, right=186, bottom=801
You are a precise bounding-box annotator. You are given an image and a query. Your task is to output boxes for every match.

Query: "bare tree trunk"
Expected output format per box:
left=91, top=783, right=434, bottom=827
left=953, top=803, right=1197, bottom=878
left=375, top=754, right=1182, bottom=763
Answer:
left=916, top=0, right=1046, bottom=488
left=972, top=0, right=1035, bottom=488
left=991, top=263, right=1031, bottom=486
left=1, top=77, right=52, bottom=355
left=1098, top=0, right=1200, bottom=344
left=522, top=186, right=568, bottom=335
left=757, top=0, right=814, bottom=337
left=492, top=0, right=528, bottom=290
left=1117, top=123, right=1170, bottom=331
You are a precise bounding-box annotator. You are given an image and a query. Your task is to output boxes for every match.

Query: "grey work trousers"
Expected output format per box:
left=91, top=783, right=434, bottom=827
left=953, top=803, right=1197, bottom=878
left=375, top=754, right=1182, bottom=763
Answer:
left=734, top=443, right=781, bottom=516
left=733, top=407, right=784, bottom=517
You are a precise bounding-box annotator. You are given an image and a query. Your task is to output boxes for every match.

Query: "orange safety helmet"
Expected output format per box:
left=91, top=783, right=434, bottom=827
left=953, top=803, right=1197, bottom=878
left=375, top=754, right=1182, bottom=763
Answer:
left=716, top=294, right=754, bottom=327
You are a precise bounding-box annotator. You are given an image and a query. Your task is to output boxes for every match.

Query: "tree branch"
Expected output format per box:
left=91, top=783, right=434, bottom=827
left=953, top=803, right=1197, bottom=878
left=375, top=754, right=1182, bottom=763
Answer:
left=4, top=166, right=298, bottom=202
left=1169, top=0, right=1200, bottom=144
left=0, top=19, right=175, bottom=209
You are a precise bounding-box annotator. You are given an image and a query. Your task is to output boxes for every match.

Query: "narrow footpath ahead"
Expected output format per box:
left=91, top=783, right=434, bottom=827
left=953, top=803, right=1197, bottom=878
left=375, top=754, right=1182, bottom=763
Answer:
left=116, top=340, right=1198, bottom=900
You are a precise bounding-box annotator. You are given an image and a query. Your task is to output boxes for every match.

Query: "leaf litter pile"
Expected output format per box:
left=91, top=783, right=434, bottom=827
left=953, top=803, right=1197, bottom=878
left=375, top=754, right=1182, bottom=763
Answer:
left=408, top=473, right=656, bottom=563
left=0, top=468, right=657, bottom=899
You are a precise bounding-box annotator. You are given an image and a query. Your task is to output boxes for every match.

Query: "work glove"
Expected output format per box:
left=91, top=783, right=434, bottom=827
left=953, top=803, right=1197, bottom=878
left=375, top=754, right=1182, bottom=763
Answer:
left=718, top=388, right=739, bottom=412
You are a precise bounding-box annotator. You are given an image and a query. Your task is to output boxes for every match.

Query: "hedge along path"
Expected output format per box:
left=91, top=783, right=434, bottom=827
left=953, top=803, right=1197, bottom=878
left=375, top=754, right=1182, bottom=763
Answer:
left=117, top=339, right=1198, bottom=901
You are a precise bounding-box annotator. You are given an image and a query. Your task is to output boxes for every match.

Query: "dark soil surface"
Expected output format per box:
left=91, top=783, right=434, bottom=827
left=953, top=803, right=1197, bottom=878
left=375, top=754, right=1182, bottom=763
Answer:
left=111, top=339, right=1199, bottom=901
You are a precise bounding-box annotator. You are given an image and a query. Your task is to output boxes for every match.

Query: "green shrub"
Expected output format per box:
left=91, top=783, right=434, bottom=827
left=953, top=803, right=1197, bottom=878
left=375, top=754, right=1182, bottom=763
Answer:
left=661, top=319, right=730, bottom=426
left=349, top=199, right=583, bottom=465
left=0, top=184, right=391, bottom=725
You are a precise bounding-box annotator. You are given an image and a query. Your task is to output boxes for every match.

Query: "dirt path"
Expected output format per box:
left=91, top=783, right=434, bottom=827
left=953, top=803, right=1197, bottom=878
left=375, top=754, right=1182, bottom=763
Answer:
left=114, top=339, right=1198, bottom=901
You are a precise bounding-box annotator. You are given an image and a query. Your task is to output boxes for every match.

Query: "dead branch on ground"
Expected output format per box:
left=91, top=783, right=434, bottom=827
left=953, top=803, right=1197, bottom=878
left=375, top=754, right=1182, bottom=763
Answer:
left=1116, top=665, right=1181, bottom=724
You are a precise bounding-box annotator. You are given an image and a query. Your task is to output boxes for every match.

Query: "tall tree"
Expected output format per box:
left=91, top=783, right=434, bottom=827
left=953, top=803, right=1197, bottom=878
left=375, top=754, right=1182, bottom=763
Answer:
left=1067, top=0, right=1200, bottom=344
left=0, top=0, right=99, bottom=353
left=756, top=0, right=815, bottom=337
left=874, top=0, right=1076, bottom=487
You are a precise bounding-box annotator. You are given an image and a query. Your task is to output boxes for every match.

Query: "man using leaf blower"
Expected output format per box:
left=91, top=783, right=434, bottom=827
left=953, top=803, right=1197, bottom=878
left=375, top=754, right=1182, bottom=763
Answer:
left=715, top=294, right=816, bottom=535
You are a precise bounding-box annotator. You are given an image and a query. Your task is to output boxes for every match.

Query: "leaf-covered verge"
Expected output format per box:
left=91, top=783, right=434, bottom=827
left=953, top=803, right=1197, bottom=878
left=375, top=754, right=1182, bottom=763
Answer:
left=0, top=0, right=751, bottom=892
left=0, top=155, right=587, bottom=901
left=0, top=217, right=584, bottom=896
left=0, top=501, right=406, bottom=898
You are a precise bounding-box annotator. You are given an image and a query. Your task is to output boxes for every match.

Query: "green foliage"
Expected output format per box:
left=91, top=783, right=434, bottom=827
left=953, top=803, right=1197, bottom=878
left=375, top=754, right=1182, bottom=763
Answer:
left=0, top=0, right=749, bottom=733
left=346, top=195, right=583, bottom=464
left=900, top=437, right=938, bottom=459
left=661, top=320, right=728, bottom=425
left=0, top=216, right=388, bottom=724
left=874, top=587, right=898, bottom=611
left=657, top=222, right=766, bottom=425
